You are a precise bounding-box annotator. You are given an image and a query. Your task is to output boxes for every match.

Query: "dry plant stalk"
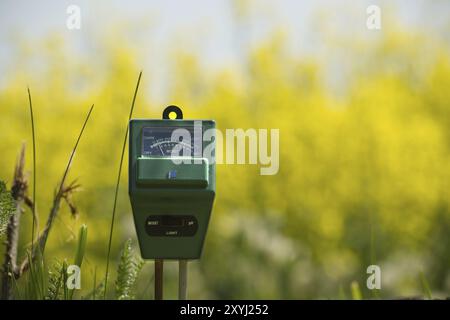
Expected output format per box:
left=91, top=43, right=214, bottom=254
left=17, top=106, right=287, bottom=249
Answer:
left=1, top=104, right=93, bottom=300
left=18, top=105, right=93, bottom=276
left=1, top=145, right=28, bottom=299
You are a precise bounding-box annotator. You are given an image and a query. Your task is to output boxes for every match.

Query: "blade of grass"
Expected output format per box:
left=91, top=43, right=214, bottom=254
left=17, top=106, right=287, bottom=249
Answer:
left=103, top=71, right=142, bottom=299
left=351, top=281, right=363, bottom=300
left=27, top=87, right=37, bottom=248
left=419, top=271, right=432, bottom=299
left=27, top=251, right=46, bottom=300
left=369, top=214, right=380, bottom=299
left=338, top=284, right=347, bottom=300
left=82, top=276, right=104, bottom=300
left=93, top=266, right=97, bottom=300
left=69, top=224, right=88, bottom=299
left=74, top=224, right=88, bottom=267
left=36, top=253, right=46, bottom=299
left=62, top=260, right=69, bottom=300
left=11, top=269, right=23, bottom=299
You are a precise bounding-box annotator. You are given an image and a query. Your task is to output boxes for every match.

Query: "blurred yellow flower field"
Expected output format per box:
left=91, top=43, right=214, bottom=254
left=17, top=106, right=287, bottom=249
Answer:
left=0, top=2, right=449, bottom=299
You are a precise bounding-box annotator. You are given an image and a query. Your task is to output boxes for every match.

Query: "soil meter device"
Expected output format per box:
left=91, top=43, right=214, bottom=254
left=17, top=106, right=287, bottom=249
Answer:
left=129, top=105, right=215, bottom=299
left=128, top=106, right=216, bottom=261
left=129, top=106, right=216, bottom=299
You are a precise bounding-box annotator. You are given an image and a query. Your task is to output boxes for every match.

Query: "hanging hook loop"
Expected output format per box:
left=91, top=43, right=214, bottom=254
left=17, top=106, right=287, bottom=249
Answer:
left=162, top=105, right=183, bottom=120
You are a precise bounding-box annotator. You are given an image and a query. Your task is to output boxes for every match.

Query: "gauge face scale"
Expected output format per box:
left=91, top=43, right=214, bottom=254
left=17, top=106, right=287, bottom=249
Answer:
left=141, top=126, right=202, bottom=157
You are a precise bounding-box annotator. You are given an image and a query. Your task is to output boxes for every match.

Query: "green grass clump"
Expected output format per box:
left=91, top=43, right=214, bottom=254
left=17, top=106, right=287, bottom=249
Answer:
left=115, top=239, right=145, bottom=300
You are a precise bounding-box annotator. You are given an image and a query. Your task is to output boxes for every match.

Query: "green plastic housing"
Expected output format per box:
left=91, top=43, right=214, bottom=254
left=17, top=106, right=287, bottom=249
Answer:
left=128, top=119, right=216, bottom=259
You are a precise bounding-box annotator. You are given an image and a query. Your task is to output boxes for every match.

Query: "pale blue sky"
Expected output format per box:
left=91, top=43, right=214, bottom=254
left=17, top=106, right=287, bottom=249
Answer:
left=0, top=0, right=448, bottom=100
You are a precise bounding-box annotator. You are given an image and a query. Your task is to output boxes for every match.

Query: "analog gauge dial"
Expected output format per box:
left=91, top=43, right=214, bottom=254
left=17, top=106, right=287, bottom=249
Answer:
left=141, top=126, right=201, bottom=157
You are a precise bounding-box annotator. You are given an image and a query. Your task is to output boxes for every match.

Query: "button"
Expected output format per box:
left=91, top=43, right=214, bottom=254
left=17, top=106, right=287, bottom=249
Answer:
left=167, top=170, right=177, bottom=179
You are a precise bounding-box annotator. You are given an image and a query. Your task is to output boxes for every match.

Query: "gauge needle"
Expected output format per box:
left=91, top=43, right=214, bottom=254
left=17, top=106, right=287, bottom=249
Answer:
left=159, top=144, right=164, bottom=155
